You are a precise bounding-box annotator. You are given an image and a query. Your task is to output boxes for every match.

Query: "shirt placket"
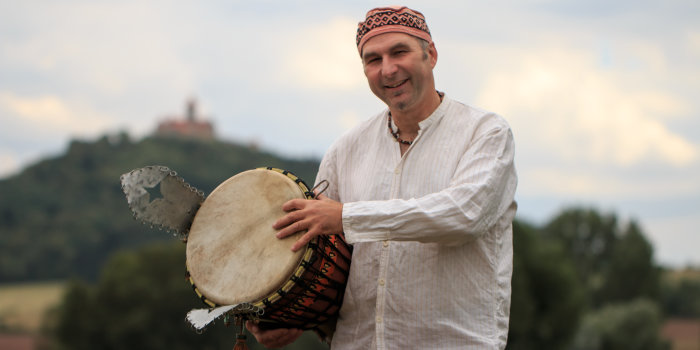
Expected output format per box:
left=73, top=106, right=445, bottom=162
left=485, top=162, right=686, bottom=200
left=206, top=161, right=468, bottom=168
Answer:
left=375, top=238, right=390, bottom=349
left=375, top=158, right=403, bottom=349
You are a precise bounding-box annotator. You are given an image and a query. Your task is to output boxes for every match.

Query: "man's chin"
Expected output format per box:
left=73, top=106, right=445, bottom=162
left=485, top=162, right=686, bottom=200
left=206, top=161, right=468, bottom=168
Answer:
left=392, top=97, right=413, bottom=112
left=384, top=95, right=410, bottom=110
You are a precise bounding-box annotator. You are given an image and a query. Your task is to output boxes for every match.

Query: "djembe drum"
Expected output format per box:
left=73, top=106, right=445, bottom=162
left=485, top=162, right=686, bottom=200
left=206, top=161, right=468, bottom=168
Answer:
left=185, top=168, right=351, bottom=333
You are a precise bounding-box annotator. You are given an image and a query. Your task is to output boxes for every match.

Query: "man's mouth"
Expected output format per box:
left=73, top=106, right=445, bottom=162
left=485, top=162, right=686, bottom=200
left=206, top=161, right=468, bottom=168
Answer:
left=385, top=79, right=407, bottom=89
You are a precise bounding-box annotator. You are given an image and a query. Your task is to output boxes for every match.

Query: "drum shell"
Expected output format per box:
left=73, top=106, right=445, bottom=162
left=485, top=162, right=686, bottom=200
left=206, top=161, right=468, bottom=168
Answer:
left=258, top=233, right=351, bottom=329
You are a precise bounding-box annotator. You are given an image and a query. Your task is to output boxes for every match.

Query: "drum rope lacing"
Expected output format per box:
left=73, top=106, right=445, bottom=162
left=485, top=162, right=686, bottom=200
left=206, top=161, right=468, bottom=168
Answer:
left=311, top=179, right=330, bottom=198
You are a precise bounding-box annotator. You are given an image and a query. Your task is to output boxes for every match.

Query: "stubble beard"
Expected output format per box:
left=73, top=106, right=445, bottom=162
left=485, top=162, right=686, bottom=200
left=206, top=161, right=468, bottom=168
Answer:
left=395, top=99, right=409, bottom=111
left=390, top=84, right=415, bottom=112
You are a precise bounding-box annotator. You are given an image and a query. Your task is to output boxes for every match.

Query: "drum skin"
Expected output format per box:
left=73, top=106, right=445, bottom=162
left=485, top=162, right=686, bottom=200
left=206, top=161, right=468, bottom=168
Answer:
left=185, top=168, right=351, bottom=329
left=186, top=169, right=306, bottom=305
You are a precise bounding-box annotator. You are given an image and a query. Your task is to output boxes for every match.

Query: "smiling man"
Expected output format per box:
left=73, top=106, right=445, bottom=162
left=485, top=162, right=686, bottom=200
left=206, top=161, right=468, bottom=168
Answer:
left=247, top=6, right=518, bottom=349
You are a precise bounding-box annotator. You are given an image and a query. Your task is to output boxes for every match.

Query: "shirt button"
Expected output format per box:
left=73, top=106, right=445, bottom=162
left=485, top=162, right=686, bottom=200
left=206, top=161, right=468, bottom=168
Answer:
left=394, top=168, right=400, bottom=174
left=379, top=279, right=385, bottom=286
left=376, top=316, right=382, bottom=323
left=383, top=241, right=389, bottom=247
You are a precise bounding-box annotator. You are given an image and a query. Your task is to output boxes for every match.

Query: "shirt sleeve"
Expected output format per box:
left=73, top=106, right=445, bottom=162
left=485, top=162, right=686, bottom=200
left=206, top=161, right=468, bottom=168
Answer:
left=314, top=143, right=340, bottom=202
left=341, top=125, right=517, bottom=246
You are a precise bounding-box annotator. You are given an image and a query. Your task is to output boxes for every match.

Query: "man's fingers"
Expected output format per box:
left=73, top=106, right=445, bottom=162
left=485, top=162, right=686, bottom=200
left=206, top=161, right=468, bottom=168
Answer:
left=273, top=197, right=343, bottom=250
left=274, top=328, right=304, bottom=346
left=275, top=219, right=308, bottom=239
left=273, top=199, right=310, bottom=230
left=245, top=321, right=303, bottom=348
left=291, top=231, right=316, bottom=252
left=245, top=320, right=259, bottom=333
left=281, top=198, right=306, bottom=212
left=263, top=328, right=303, bottom=348
left=273, top=211, right=297, bottom=230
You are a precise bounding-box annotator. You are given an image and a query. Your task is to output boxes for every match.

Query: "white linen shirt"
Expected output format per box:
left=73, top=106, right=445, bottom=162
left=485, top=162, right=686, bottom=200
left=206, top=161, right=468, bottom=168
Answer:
left=315, top=95, right=517, bottom=350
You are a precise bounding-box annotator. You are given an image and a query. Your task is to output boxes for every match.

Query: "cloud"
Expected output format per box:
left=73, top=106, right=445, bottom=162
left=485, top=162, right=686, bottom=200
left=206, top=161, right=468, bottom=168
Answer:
left=519, top=165, right=700, bottom=199
left=0, top=92, right=114, bottom=137
left=1, top=2, right=194, bottom=96
left=282, top=17, right=366, bottom=91
left=476, top=48, right=697, bottom=167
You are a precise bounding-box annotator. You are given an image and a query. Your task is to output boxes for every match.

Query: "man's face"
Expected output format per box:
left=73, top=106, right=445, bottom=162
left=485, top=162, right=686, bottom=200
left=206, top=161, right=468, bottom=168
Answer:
left=361, top=32, right=437, bottom=114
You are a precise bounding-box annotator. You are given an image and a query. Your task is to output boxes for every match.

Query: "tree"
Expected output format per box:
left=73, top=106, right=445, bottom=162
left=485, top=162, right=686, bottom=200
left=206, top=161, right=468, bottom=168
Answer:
left=507, top=220, right=584, bottom=349
left=542, top=208, right=660, bottom=310
left=660, top=267, right=700, bottom=318
left=43, top=242, right=328, bottom=350
left=543, top=208, right=619, bottom=308
left=569, top=299, right=670, bottom=350
left=46, top=243, right=229, bottom=350
left=599, top=220, right=660, bottom=304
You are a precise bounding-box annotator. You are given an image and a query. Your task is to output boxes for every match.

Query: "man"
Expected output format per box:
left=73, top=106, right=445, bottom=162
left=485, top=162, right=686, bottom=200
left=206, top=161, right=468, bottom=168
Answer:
left=247, top=6, right=517, bottom=349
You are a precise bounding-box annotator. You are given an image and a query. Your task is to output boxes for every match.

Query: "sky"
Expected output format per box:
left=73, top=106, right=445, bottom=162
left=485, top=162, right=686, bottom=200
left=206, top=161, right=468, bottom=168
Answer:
left=1, top=1, right=698, bottom=267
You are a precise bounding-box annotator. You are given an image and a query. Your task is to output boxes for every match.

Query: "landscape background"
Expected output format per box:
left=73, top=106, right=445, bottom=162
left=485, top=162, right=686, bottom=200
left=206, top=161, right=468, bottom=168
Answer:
left=0, top=134, right=698, bottom=349
left=1, top=1, right=699, bottom=349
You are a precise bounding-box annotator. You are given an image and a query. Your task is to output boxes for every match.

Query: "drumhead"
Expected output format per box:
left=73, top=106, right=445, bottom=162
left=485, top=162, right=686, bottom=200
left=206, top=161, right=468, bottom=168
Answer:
left=186, top=168, right=307, bottom=306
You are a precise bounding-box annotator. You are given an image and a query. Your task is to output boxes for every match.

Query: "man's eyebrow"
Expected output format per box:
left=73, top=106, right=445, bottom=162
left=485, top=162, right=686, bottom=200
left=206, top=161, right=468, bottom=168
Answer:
left=362, top=41, right=413, bottom=61
left=389, top=41, right=412, bottom=51
left=362, top=48, right=383, bottom=61
left=362, top=51, right=378, bottom=61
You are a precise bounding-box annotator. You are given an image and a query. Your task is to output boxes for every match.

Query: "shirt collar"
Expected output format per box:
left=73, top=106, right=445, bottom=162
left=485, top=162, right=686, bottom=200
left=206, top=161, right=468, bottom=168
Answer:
left=417, top=92, right=449, bottom=131
left=386, top=92, right=450, bottom=132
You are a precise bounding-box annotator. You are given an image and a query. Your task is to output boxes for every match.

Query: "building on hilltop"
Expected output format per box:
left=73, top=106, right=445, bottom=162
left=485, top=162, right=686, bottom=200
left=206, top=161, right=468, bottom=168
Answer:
left=155, top=99, right=215, bottom=140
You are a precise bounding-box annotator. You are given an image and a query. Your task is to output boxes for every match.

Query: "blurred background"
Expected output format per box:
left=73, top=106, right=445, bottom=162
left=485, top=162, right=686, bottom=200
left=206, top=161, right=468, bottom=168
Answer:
left=0, top=1, right=698, bottom=349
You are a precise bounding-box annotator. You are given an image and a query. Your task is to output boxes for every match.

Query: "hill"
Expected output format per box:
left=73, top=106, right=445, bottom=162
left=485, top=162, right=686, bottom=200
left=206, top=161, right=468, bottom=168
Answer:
left=0, top=133, right=320, bottom=282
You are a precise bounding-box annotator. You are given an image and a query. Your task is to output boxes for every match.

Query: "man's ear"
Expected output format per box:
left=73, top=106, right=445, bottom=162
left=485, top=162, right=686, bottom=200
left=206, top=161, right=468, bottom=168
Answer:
left=428, top=42, right=438, bottom=68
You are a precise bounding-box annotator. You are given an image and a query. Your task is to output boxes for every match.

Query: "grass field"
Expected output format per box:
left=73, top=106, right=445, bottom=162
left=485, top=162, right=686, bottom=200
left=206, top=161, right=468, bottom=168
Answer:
left=0, top=281, right=66, bottom=333
left=0, top=280, right=697, bottom=350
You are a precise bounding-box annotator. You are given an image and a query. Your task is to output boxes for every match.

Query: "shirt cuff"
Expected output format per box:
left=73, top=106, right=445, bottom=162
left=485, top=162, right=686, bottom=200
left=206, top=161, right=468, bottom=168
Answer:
left=342, top=201, right=390, bottom=244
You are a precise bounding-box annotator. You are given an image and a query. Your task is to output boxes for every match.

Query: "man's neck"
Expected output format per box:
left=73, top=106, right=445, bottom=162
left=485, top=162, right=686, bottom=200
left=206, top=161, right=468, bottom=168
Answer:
left=390, top=90, right=443, bottom=135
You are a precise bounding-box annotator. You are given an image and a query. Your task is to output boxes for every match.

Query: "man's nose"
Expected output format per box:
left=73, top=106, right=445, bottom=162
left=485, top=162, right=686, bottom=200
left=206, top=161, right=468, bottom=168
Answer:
left=381, top=58, right=398, bottom=77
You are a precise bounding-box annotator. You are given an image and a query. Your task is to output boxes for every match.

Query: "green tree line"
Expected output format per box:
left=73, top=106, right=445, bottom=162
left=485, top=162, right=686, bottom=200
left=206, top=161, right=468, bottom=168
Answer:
left=40, top=209, right=699, bottom=349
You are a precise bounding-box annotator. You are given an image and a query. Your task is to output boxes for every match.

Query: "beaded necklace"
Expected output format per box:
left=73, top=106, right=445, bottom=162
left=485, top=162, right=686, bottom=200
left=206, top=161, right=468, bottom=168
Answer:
left=387, top=112, right=413, bottom=145
left=386, top=91, right=444, bottom=146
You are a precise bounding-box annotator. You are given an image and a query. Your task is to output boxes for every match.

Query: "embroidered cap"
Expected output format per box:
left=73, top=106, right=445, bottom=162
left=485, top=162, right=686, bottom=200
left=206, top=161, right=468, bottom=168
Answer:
left=356, top=6, right=432, bottom=55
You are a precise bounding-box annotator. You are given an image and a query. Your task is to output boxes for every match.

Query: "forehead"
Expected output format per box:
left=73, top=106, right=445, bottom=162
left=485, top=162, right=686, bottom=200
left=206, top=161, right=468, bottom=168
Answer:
left=361, top=32, right=420, bottom=56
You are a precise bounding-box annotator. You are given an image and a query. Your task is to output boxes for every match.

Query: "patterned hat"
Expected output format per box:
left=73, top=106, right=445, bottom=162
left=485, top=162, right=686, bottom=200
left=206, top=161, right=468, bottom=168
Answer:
left=356, top=6, right=432, bottom=55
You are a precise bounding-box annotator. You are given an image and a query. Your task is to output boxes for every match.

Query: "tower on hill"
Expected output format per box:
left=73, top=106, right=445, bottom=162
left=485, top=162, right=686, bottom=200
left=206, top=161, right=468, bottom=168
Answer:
left=155, top=99, right=215, bottom=140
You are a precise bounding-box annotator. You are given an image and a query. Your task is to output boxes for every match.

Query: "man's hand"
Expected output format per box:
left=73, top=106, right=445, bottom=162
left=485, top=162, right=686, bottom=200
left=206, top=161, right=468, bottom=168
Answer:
left=245, top=321, right=303, bottom=348
left=273, top=194, right=343, bottom=252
